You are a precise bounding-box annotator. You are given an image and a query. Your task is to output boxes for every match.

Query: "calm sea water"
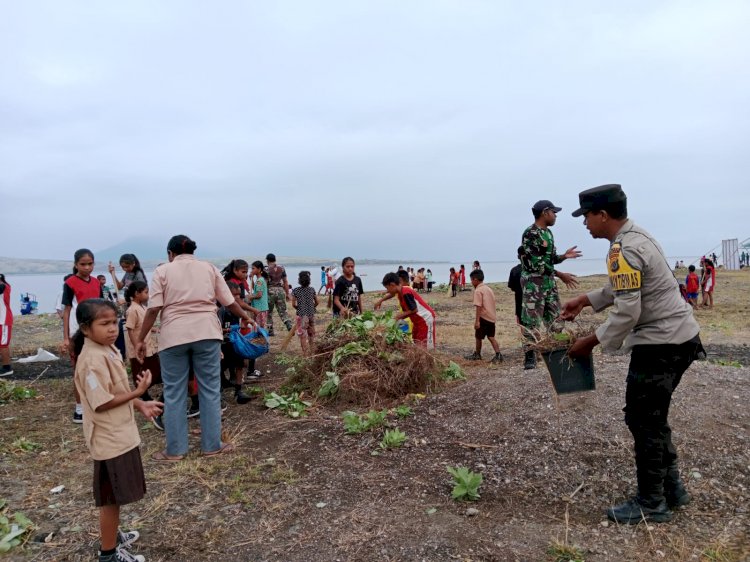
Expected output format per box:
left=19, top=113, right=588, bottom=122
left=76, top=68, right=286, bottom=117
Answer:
left=7, top=257, right=693, bottom=315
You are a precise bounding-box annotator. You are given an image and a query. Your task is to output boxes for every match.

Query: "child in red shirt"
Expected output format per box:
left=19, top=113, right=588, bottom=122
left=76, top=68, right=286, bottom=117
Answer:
left=382, top=272, right=436, bottom=349
left=685, top=265, right=700, bottom=308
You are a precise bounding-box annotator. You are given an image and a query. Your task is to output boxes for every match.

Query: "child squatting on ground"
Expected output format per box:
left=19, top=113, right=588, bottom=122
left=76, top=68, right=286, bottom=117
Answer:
left=72, top=299, right=163, bottom=562
left=464, top=269, right=504, bottom=363
left=380, top=272, right=436, bottom=349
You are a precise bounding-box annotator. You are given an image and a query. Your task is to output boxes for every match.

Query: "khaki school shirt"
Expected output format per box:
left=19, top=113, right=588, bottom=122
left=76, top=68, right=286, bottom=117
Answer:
left=148, top=254, right=235, bottom=352
left=586, top=220, right=700, bottom=352
left=74, top=339, right=140, bottom=460
left=124, top=303, right=158, bottom=359
left=473, top=284, right=497, bottom=323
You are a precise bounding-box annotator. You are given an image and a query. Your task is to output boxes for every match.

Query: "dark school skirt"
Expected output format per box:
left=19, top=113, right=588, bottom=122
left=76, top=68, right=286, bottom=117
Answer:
left=93, top=446, right=146, bottom=507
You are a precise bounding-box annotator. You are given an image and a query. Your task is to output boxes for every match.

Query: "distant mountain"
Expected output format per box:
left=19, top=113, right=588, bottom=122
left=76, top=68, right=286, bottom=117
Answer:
left=95, top=236, right=225, bottom=261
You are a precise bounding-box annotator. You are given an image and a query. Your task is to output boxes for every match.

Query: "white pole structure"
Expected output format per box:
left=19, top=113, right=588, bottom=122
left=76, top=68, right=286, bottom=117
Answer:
left=721, top=239, right=739, bottom=270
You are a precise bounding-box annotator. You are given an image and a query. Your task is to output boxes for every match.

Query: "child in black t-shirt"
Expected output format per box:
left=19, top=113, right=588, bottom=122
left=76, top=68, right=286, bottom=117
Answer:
left=332, top=257, right=365, bottom=318
left=291, top=271, right=318, bottom=355
left=219, top=283, right=255, bottom=404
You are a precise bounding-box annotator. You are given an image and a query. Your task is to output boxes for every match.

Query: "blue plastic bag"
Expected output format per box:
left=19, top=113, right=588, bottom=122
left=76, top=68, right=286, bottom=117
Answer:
left=228, top=325, right=269, bottom=359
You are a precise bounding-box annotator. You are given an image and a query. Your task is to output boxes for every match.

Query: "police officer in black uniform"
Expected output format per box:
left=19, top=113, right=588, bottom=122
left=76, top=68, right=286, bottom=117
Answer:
left=561, top=184, right=705, bottom=524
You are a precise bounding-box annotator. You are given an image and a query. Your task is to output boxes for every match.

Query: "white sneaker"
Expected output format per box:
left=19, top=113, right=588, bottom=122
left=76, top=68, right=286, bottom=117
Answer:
left=98, top=545, right=145, bottom=562
left=117, top=529, right=140, bottom=548
left=116, top=545, right=145, bottom=562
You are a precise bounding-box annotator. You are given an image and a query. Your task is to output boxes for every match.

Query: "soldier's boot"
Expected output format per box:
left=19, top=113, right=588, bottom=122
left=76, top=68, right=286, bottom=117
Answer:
left=664, top=464, right=691, bottom=508
left=523, top=350, right=536, bottom=370
left=606, top=495, right=673, bottom=524
left=284, top=319, right=293, bottom=332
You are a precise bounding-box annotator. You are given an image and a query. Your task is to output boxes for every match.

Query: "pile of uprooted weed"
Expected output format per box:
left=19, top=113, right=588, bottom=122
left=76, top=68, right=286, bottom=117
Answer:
left=282, top=311, right=442, bottom=408
left=526, top=319, right=599, bottom=354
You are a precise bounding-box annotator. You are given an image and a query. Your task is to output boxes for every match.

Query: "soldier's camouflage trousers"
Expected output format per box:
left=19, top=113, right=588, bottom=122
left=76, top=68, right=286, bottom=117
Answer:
left=520, top=274, right=560, bottom=341
left=267, top=286, right=292, bottom=332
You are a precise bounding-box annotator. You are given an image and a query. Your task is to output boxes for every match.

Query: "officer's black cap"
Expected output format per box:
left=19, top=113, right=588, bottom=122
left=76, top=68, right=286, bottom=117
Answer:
left=532, top=200, right=562, bottom=214
left=571, top=184, right=627, bottom=217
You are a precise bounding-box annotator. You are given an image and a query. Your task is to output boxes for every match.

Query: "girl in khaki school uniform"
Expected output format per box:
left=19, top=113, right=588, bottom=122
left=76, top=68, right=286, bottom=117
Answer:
left=73, top=299, right=162, bottom=562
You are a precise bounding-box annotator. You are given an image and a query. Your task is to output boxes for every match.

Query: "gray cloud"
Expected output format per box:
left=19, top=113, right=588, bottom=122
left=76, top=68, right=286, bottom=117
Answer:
left=1, top=0, right=748, bottom=261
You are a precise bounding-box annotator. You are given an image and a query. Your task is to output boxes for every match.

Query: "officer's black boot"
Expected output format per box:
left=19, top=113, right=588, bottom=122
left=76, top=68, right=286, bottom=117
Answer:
left=664, top=463, right=691, bottom=508
left=607, top=495, right=673, bottom=524
left=523, top=350, right=536, bottom=370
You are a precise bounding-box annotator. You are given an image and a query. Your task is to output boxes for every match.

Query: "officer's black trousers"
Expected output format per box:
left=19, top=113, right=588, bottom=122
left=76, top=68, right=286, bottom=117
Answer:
left=624, top=335, right=702, bottom=504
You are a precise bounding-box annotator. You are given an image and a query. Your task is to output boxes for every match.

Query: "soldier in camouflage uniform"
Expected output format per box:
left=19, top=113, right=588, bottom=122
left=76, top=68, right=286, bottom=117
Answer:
left=520, top=200, right=581, bottom=369
left=265, top=253, right=293, bottom=336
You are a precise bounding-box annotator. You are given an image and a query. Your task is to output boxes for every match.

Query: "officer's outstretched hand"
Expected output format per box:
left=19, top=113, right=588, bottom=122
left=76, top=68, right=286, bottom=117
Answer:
left=568, top=333, right=598, bottom=358
left=561, top=294, right=590, bottom=321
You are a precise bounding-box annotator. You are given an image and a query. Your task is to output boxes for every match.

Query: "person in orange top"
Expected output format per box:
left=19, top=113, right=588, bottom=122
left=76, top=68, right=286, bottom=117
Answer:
left=464, top=269, right=503, bottom=363
left=135, top=235, right=253, bottom=461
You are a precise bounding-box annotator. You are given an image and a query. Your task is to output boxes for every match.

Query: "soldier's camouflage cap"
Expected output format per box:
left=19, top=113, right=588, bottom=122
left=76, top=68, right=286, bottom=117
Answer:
left=571, top=184, right=627, bottom=217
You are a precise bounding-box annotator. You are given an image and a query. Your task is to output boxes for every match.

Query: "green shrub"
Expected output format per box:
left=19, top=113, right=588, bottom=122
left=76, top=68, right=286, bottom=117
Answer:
left=447, top=466, right=482, bottom=501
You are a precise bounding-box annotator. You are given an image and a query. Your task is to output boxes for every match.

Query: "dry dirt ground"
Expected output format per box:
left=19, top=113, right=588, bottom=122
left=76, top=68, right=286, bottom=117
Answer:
left=1, top=271, right=749, bottom=562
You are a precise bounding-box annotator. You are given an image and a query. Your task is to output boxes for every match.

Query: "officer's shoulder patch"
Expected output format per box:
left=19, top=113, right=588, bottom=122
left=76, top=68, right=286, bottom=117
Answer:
left=608, top=242, right=641, bottom=292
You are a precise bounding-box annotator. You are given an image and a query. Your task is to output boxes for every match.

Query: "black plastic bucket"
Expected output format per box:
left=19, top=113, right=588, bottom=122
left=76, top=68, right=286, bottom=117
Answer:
left=541, top=348, right=595, bottom=394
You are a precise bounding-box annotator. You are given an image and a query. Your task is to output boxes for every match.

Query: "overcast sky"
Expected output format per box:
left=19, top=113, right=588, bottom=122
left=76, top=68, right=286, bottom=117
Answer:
left=1, top=1, right=748, bottom=262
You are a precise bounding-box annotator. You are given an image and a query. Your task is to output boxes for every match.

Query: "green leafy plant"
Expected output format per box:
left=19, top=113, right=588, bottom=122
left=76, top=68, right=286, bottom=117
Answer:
left=318, top=371, right=340, bottom=397
left=0, top=381, right=38, bottom=404
left=341, top=409, right=389, bottom=434
left=552, top=332, right=572, bottom=342
left=392, top=405, right=413, bottom=418
left=380, top=428, right=407, bottom=449
left=11, top=438, right=41, bottom=454
left=331, top=342, right=371, bottom=368
left=0, top=501, right=35, bottom=553
left=326, top=310, right=407, bottom=345
left=547, top=541, right=585, bottom=562
left=363, top=409, right=388, bottom=428
left=447, top=466, right=483, bottom=501
left=715, top=359, right=743, bottom=368
left=263, top=392, right=311, bottom=418
left=441, top=361, right=466, bottom=381
left=274, top=354, right=309, bottom=376
left=342, top=411, right=368, bottom=434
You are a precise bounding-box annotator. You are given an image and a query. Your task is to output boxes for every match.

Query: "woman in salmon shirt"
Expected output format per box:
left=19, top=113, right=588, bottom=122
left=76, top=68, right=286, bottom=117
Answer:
left=135, top=235, right=254, bottom=461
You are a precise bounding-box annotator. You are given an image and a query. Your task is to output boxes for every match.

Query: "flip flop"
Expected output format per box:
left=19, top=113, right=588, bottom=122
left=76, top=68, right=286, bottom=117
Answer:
left=201, top=442, right=235, bottom=457
left=151, top=450, right=184, bottom=462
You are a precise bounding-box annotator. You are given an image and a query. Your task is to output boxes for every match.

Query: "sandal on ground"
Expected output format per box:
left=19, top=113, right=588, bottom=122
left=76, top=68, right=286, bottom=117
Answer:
left=151, top=450, right=185, bottom=462
left=201, top=442, right=235, bottom=457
